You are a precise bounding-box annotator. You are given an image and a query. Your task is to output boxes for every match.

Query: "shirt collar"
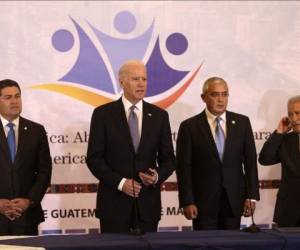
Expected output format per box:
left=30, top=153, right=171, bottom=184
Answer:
left=205, top=108, right=226, bottom=123
left=122, top=95, right=143, bottom=112
left=0, top=115, right=20, bottom=128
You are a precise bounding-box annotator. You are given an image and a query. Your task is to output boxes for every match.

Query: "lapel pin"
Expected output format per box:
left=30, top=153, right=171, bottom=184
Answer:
left=148, top=113, right=152, bottom=117
left=232, top=120, right=236, bottom=124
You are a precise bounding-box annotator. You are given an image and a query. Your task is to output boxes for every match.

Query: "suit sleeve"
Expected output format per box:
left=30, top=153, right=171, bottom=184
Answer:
left=86, top=109, right=123, bottom=190
left=176, top=121, right=194, bottom=207
left=28, top=126, right=52, bottom=205
left=156, top=111, right=175, bottom=185
left=258, top=131, right=282, bottom=165
left=243, top=117, right=260, bottom=200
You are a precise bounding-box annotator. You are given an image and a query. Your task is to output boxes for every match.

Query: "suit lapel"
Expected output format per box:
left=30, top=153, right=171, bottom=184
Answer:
left=0, top=119, right=11, bottom=164
left=287, top=132, right=300, bottom=173
left=138, top=101, right=153, bottom=154
left=223, top=111, right=235, bottom=160
left=14, top=117, right=27, bottom=168
left=197, top=111, right=221, bottom=162
left=112, top=99, right=135, bottom=153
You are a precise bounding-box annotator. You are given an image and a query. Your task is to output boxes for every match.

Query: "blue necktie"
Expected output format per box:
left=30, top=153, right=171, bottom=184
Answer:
left=128, top=105, right=139, bottom=152
left=7, top=122, right=16, bottom=163
left=215, top=117, right=225, bottom=161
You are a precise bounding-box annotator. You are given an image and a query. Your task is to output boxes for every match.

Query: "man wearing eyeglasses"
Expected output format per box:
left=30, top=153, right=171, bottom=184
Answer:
left=259, top=95, right=300, bottom=227
left=176, top=77, right=260, bottom=230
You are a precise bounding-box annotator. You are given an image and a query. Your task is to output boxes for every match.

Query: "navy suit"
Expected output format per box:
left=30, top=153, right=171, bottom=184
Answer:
left=176, top=110, right=260, bottom=229
left=0, top=117, right=52, bottom=235
left=259, top=131, right=300, bottom=226
left=87, top=99, right=175, bottom=232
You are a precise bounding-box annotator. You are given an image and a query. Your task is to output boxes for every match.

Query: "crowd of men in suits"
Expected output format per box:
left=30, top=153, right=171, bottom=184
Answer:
left=0, top=60, right=299, bottom=235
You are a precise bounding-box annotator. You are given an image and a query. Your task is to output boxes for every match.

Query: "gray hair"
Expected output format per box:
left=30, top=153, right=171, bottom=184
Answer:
left=202, top=77, right=227, bottom=94
left=287, top=95, right=300, bottom=107
left=118, top=60, right=146, bottom=82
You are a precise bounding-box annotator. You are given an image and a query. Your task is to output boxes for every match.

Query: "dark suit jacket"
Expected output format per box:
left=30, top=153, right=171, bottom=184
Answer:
left=259, top=131, right=300, bottom=226
left=0, top=117, right=52, bottom=225
left=176, top=110, right=260, bottom=218
left=86, top=98, right=175, bottom=223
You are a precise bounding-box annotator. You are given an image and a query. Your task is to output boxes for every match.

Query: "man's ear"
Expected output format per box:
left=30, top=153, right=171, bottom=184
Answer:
left=201, top=94, right=205, bottom=101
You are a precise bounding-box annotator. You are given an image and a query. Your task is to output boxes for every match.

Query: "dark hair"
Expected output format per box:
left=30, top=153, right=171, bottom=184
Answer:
left=0, top=79, right=21, bottom=96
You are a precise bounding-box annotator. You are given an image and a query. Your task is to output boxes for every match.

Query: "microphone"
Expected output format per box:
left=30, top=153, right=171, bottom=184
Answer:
left=242, top=200, right=260, bottom=233
left=241, top=167, right=260, bottom=233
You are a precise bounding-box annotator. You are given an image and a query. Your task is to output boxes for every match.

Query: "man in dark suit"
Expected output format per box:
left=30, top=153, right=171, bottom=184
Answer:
left=176, top=77, right=260, bottom=230
left=259, top=95, right=300, bottom=227
left=0, top=79, right=52, bottom=235
left=86, top=60, right=175, bottom=233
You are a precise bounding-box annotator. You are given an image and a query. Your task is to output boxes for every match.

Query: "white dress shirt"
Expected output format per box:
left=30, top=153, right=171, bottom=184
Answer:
left=118, top=96, right=143, bottom=191
left=205, top=108, right=227, bottom=142
left=0, top=115, right=20, bottom=150
left=122, top=95, right=143, bottom=137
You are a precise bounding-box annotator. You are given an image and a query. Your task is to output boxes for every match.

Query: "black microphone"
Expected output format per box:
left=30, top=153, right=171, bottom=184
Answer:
left=242, top=200, right=260, bottom=233
left=241, top=167, right=260, bottom=233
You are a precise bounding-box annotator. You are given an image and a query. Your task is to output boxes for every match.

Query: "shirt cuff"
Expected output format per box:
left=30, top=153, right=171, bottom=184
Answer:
left=118, top=178, right=126, bottom=191
left=154, top=172, right=159, bottom=185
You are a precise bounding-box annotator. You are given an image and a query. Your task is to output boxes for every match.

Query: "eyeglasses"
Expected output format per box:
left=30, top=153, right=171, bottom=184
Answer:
left=207, top=92, right=229, bottom=98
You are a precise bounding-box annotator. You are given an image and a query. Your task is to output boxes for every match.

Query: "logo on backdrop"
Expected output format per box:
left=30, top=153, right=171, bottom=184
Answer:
left=32, top=11, right=201, bottom=108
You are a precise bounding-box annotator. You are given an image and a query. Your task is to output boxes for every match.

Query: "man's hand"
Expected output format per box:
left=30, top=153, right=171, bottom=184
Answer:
left=0, top=199, right=12, bottom=214
left=243, top=199, right=256, bottom=217
left=122, top=179, right=142, bottom=197
left=10, top=198, right=31, bottom=215
left=138, top=168, right=158, bottom=186
left=0, top=199, right=14, bottom=220
left=183, top=204, right=198, bottom=220
left=277, top=117, right=292, bottom=134
left=0, top=199, right=20, bottom=220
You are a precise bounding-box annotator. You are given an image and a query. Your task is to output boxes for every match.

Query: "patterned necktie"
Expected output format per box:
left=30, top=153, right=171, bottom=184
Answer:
left=128, top=105, right=139, bottom=152
left=215, top=117, right=225, bottom=161
left=7, top=122, right=16, bottom=163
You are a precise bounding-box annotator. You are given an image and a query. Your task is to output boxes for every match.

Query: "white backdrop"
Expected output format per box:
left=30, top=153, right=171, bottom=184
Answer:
left=1, top=1, right=300, bottom=234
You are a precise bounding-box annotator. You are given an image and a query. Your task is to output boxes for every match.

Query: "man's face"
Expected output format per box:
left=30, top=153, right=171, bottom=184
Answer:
left=202, top=81, right=229, bottom=116
left=120, top=64, right=147, bottom=104
left=0, top=86, right=22, bottom=121
left=288, top=101, right=300, bottom=134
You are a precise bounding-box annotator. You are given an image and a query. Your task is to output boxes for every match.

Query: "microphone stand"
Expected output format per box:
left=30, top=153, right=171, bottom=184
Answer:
left=241, top=167, right=260, bottom=233
left=130, top=156, right=144, bottom=235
